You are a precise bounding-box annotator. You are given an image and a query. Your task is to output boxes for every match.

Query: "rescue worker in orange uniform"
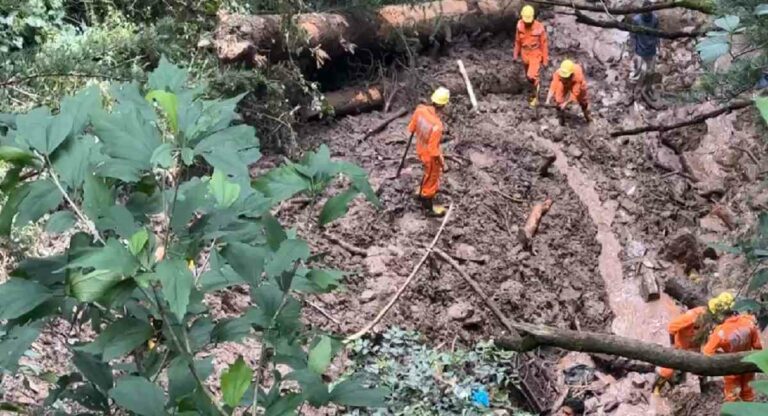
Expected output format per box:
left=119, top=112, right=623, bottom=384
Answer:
left=546, top=59, right=592, bottom=124
left=407, top=87, right=449, bottom=216
left=653, top=305, right=708, bottom=393
left=513, top=5, right=549, bottom=107
left=702, top=292, right=763, bottom=402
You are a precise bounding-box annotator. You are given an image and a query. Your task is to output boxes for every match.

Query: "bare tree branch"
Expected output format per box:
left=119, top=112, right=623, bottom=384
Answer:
left=530, top=0, right=715, bottom=15
left=573, top=10, right=707, bottom=39
left=611, top=100, right=752, bottom=137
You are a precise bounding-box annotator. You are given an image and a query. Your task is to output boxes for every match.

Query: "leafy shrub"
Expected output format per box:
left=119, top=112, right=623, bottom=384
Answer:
left=346, top=327, right=535, bottom=415
left=0, top=0, right=66, bottom=52
left=0, top=57, right=384, bottom=414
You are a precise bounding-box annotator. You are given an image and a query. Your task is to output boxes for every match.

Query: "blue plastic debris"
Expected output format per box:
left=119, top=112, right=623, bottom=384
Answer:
left=471, top=387, right=489, bottom=407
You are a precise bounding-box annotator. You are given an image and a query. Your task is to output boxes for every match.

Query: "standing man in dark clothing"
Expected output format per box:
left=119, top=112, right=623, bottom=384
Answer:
left=629, top=3, right=660, bottom=100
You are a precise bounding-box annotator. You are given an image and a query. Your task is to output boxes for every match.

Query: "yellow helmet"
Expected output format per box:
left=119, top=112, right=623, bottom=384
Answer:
left=431, top=87, right=450, bottom=106
left=708, top=292, right=735, bottom=314
left=559, top=59, right=575, bottom=78
left=521, top=5, right=535, bottom=23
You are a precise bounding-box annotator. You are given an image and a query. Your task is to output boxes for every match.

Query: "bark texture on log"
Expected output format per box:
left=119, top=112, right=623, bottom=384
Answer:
left=518, top=197, right=553, bottom=249
left=640, top=265, right=660, bottom=302
left=214, top=0, right=520, bottom=64
left=497, top=325, right=759, bottom=376
left=664, top=278, right=708, bottom=309
left=303, top=86, right=384, bottom=119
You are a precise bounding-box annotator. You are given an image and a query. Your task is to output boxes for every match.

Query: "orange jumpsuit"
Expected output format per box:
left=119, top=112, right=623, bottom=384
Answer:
left=548, top=63, right=589, bottom=110
left=407, top=104, right=444, bottom=199
left=702, top=314, right=763, bottom=401
left=513, top=20, right=549, bottom=87
left=658, top=306, right=707, bottom=379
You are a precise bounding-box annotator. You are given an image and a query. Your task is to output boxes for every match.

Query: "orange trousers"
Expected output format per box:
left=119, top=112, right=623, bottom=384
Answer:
left=522, top=52, right=543, bottom=87
left=420, top=157, right=442, bottom=199
left=724, top=373, right=755, bottom=402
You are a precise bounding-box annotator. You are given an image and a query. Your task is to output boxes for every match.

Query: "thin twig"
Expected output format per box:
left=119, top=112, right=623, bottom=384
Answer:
left=323, top=232, right=368, bottom=256
left=344, top=204, right=455, bottom=343
left=45, top=155, right=105, bottom=244
left=305, top=298, right=342, bottom=327
left=730, top=145, right=760, bottom=165
left=431, top=247, right=522, bottom=341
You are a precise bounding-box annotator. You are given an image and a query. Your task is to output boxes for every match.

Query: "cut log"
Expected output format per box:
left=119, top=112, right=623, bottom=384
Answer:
left=214, top=0, right=520, bottom=65
left=517, top=197, right=554, bottom=249
left=639, top=264, right=660, bottom=302
left=303, top=86, right=383, bottom=119
left=664, top=278, right=708, bottom=309
left=538, top=153, right=556, bottom=177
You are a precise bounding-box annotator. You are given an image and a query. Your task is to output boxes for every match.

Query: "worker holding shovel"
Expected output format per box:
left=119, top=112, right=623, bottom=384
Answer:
left=514, top=5, right=549, bottom=107
left=546, top=59, right=592, bottom=124
left=401, top=87, right=449, bottom=217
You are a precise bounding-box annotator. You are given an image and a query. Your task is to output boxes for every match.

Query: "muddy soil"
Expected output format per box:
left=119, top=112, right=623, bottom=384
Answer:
left=3, top=6, right=767, bottom=416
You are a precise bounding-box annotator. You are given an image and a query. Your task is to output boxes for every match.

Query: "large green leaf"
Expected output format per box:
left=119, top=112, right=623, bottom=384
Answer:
left=696, top=35, right=730, bottom=63
left=333, top=161, right=381, bottom=208
left=721, top=402, right=768, bottom=416
left=91, top=105, right=162, bottom=181
left=109, top=376, right=167, bottom=416
left=0, top=278, right=53, bottom=320
left=170, top=178, right=212, bottom=233
left=248, top=283, right=301, bottom=333
left=60, top=85, right=102, bottom=134
left=0, top=146, right=36, bottom=165
left=329, top=378, right=388, bottom=408
left=180, top=93, right=247, bottom=145
left=72, top=351, right=114, bottom=393
left=77, top=317, right=153, bottom=361
left=0, top=183, right=30, bottom=235
left=308, top=336, right=333, bottom=375
left=15, top=180, right=63, bottom=227
left=128, top=228, right=150, bottom=256
left=188, top=317, right=215, bottom=352
left=252, top=164, right=311, bottom=203
left=147, top=56, right=187, bottom=93
left=168, top=357, right=214, bottom=403
left=754, top=97, right=768, bottom=126
left=0, top=323, right=42, bottom=372
left=199, top=250, right=245, bottom=292
left=68, top=269, right=123, bottom=303
left=287, top=369, right=330, bottom=407
left=263, top=213, right=286, bottom=251
left=223, top=242, right=267, bottom=285
left=194, top=125, right=260, bottom=179
left=83, top=174, right=114, bottom=220
left=265, top=239, right=310, bottom=279
left=145, top=90, right=179, bottom=133
left=319, top=188, right=358, bottom=226
left=149, top=142, right=174, bottom=168
left=756, top=4, right=768, bottom=15
left=265, top=393, right=303, bottom=416
left=12, top=255, right=68, bottom=287
left=157, top=259, right=194, bottom=321
left=15, top=106, right=73, bottom=155
left=209, top=170, right=241, bottom=208
left=714, top=15, right=741, bottom=32
left=744, top=349, right=768, bottom=373
left=751, top=380, right=768, bottom=395
left=748, top=269, right=768, bottom=292
left=63, top=238, right=139, bottom=276
left=221, top=356, right=253, bottom=407
left=211, top=316, right=252, bottom=343
left=46, top=211, right=76, bottom=234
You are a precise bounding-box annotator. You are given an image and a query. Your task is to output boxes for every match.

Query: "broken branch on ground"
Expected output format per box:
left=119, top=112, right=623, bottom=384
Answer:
left=359, top=107, right=409, bottom=142
left=611, top=100, right=752, bottom=137
left=529, top=0, right=715, bottom=14
left=573, top=10, right=707, bottom=39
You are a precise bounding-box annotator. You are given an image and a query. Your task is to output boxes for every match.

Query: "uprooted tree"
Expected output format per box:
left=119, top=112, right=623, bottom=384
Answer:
left=0, top=57, right=386, bottom=414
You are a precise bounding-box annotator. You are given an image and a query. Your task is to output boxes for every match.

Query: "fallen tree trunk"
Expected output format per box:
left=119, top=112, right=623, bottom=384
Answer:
left=518, top=197, right=553, bottom=249
left=431, top=247, right=759, bottom=376
left=574, top=10, right=707, bottom=39
left=664, top=278, right=708, bottom=309
left=214, top=0, right=520, bottom=65
left=303, top=86, right=384, bottom=119
left=611, top=100, right=752, bottom=137
left=531, top=0, right=715, bottom=14
left=497, top=327, right=758, bottom=376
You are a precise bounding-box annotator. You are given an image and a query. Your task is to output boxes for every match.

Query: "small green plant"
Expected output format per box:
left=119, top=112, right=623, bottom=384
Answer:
left=721, top=350, right=768, bottom=415
left=345, top=327, right=533, bottom=416
left=0, top=57, right=385, bottom=414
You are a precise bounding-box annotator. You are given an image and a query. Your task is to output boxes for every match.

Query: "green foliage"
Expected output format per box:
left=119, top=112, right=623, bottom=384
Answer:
left=721, top=355, right=768, bottom=414
left=0, top=0, right=66, bottom=52
left=0, top=59, right=381, bottom=413
left=346, top=327, right=529, bottom=415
